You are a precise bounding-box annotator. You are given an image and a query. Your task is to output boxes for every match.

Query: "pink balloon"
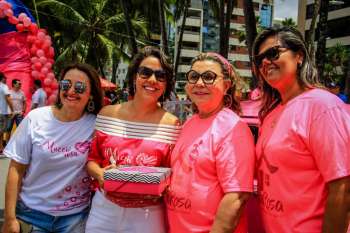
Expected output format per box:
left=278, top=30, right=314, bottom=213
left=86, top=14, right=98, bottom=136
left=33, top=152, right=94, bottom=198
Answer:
left=30, top=45, right=38, bottom=55
left=4, top=2, right=12, bottom=10
left=44, top=87, right=52, bottom=95
left=51, top=80, right=58, bottom=89
left=45, top=63, right=52, bottom=69
left=37, top=32, right=46, bottom=41
left=27, top=35, right=36, bottom=43
left=8, top=16, right=18, bottom=24
left=34, top=62, right=42, bottom=70
left=29, top=23, right=38, bottom=34
left=47, top=72, right=55, bottom=79
left=39, top=56, right=47, bottom=64
left=31, top=71, right=40, bottom=78
left=4, top=9, right=13, bottom=17
left=16, top=23, right=24, bottom=32
left=41, top=67, right=49, bottom=74
left=36, top=49, right=45, bottom=57
left=48, top=47, right=55, bottom=58
left=44, top=77, right=53, bottom=86
left=30, top=56, right=39, bottom=63
left=18, top=13, right=27, bottom=21
left=23, top=17, right=31, bottom=27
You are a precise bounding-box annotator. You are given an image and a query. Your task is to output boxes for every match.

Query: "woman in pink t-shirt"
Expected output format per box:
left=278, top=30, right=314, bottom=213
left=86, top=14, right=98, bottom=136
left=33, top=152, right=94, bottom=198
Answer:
left=252, top=26, right=350, bottom=233
left=85, top=46, right=181, bottom=233
left=166, top=52, right=255, bottom=233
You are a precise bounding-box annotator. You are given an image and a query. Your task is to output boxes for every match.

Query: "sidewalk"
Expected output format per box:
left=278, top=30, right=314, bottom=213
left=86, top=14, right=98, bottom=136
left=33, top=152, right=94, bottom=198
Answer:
left=0, top=154, right=10, bottom=230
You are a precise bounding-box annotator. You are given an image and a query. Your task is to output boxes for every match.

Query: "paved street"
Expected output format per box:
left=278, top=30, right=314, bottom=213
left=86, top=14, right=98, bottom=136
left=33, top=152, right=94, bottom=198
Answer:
left=0, top=156, right=10, bottom=229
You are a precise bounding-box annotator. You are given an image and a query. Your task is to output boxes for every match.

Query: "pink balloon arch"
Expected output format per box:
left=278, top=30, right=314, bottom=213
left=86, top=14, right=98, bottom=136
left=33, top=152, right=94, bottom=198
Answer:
left=0, top=0, right=58, bottom=107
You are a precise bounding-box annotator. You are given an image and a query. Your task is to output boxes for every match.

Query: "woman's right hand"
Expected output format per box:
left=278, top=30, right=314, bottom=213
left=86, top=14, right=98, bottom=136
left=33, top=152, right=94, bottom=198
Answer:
left=2, top=218, right=20, bottom=233
left=97, top=164, right=118, bottom=189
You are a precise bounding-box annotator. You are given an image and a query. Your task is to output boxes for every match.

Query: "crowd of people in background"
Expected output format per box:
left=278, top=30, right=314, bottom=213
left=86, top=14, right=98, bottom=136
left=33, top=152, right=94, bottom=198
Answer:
left=0, top=26, right=349, bottom=233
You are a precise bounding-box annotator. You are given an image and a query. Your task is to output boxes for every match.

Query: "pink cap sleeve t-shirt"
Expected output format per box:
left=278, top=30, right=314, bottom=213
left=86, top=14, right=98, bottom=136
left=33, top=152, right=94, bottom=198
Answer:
left=166, top=108, right=255, bottom=233
left=256, top=89, right=350, bottom=233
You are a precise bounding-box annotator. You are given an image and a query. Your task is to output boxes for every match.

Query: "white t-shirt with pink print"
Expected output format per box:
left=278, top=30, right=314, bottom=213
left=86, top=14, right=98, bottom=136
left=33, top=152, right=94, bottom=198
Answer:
left=4, top=106, right=95, bottom=216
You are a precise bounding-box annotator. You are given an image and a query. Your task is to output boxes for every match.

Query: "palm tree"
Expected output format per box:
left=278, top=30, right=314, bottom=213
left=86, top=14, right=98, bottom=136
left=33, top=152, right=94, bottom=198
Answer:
left=158, top=0, right=169, bottom=54
left=174, top=0, right=190, bottom=77
left=281, top=18, right=297, bottom=28
left=36, top=0, right=147, bottom=74
left=305, top=0, right=321, bottom=64
left=242, top=0, right=257, bottom=62
left=120, top=0, right=138, bottom=56
left=315, top=0, right=329, bottom=82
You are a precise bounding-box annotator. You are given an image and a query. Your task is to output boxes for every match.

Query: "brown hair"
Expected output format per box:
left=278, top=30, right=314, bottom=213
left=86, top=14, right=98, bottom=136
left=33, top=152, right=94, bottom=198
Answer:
left=55, top=63, right=103, bottom=115
left=252, top=26, right=322, bottom=122
left=127, top=46, right=174, bottom=102
left=190, top=52, right=241, bottom=114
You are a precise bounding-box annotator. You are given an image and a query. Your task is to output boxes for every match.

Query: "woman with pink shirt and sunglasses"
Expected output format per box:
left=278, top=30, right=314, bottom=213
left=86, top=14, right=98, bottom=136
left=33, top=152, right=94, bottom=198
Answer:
left=2, top=63, right=103, bottom=233
left=85, top=46, right=181, bottom=233
left=252, top=26, right=350, bottom=233
left=166, top=52, right=255, bottom=233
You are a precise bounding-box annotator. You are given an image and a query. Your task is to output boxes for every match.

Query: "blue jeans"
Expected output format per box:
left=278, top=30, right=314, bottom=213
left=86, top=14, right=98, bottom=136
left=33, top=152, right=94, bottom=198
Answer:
left=16, top=201, right=89, bottom=233
left=7, top=113, right=24, bottom=133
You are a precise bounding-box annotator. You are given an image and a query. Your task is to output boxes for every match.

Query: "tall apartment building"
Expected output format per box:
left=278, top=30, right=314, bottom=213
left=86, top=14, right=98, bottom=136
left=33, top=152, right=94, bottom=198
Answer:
left=298, top=0, right=350, bottom=49
left=174, top=0, right=273, bottom=94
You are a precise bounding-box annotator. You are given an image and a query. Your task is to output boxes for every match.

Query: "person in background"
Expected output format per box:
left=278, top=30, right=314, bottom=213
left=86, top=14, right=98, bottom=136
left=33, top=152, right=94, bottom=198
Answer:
left=85, top=46, right=180, bottom=233
left=31, top=79, right=47, bottom=110
left=166, top=52, right=255, bottom=233
left=6, top=79, right=26, bottom=137
left=0, top=72, right=13, bottom=153
left=252, top=26, right=350, bottom=233
left=2, top=63, right=103, bottom=233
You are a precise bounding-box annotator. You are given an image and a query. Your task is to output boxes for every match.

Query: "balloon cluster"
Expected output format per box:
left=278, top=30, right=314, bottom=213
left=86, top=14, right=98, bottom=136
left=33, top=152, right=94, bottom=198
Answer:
left=0, top=0, right=58, bottom=104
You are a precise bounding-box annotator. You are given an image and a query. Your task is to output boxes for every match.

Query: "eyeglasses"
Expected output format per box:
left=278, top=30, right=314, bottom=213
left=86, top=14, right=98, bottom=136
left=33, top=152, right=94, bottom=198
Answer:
left=59, top=79, right=87, bottom=94
left=254, top=46, right=288, bottom=67
left=185, top=70, right=222, bottom=85
left=137, top=66, right=167, bottom=82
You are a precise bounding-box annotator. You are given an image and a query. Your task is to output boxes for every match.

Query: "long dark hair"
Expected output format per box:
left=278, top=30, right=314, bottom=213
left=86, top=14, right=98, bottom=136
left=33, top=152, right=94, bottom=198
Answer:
left=190, top=52, right=241, bottom=114
left=252, top=26, right=321, bottom=122
left=55, top=63, right=103, bottom=115
left=127, top=46, right=174, bottom=102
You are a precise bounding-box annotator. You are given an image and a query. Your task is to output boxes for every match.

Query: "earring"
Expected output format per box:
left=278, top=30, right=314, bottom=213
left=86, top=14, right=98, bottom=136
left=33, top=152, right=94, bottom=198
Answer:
left=223, top=93, right=233, bottom=108
left=87, top=96, right=95, bottom=112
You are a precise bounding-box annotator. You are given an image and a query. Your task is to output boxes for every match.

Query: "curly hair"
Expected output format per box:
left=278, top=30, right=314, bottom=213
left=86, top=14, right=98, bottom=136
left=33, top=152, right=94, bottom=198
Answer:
left=251, top=26, right=322, bottom=122
left=127, top=46, right=174, bottom=102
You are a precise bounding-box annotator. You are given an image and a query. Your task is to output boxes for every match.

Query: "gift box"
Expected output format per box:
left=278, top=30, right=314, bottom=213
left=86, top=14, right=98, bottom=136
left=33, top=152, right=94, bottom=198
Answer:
left=104, top=166, right=171, bottom=195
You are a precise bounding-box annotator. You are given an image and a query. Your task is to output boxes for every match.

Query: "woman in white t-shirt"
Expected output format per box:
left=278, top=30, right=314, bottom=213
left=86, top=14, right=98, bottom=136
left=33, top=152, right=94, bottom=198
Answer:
left=2, top=63, right=104, bottom=233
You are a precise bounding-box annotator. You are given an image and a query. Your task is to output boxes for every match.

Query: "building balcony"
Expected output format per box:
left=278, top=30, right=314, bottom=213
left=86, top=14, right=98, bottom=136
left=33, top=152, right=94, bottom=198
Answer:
left=236, top=68, right=252, bottom=77
left=181, top=49, right=200, bottom=57
left=228, top=53, right=250, bottom=62
left=178, top=65, right=191, bottom=73
left=186, top=17, right=201, bottom=27
left=183, top=33, right=201, bottom=42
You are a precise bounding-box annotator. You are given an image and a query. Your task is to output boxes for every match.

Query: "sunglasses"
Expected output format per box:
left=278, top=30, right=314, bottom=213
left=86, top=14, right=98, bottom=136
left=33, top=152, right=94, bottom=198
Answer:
left=137, top=66, right=167, bottom=82
left=186, top=70, right=222, bottom=85
left=59, top=79, right=87, bottom=94
left=254, top=46, right=288, bottom=67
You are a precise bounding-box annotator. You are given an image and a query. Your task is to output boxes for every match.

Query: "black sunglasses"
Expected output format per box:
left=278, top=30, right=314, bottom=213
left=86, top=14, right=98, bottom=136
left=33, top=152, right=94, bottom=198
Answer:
left=59, top=79, right=87, bottom=94
left=186, top=70, right=222, bottom=85
left=137, top=66, right=167, bottom=82
left=254, top=46, right=288, bottom=67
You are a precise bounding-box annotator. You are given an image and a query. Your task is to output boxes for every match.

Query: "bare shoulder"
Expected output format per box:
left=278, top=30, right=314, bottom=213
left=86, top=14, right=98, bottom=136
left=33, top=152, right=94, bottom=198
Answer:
left=98, top=104, right=123, bottom=118
left=160, top=110, right=181, bottom=126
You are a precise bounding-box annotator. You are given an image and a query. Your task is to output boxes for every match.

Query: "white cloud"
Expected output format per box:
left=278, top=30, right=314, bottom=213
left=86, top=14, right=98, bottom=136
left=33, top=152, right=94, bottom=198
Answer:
left=273, top=0, right=299, bottom=21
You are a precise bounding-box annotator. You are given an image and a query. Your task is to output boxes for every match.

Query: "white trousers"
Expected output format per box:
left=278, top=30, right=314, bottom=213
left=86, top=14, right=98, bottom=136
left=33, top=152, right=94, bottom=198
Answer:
left=85, top=191, right=166, bottom=233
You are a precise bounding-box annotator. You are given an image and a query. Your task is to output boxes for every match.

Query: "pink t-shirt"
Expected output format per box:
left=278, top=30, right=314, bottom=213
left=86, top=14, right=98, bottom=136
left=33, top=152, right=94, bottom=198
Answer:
left=256, top=89, right=350, bottom=233
left=166, top=108, right=255, bottom=233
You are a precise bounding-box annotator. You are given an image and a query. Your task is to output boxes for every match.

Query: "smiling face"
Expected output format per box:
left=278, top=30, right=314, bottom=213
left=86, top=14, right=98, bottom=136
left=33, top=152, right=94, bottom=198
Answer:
left=59, top=68, right=91, bottom=113
left=257, top=35, right=303, bottom=93
left=185, top=60, right=231, bottom=115
left=134, top=56, right=167, bottom=102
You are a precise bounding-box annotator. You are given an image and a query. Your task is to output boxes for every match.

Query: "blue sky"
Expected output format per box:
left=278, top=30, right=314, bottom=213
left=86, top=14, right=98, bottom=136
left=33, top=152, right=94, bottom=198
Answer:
left=274, top=0, right=299, bottom=21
